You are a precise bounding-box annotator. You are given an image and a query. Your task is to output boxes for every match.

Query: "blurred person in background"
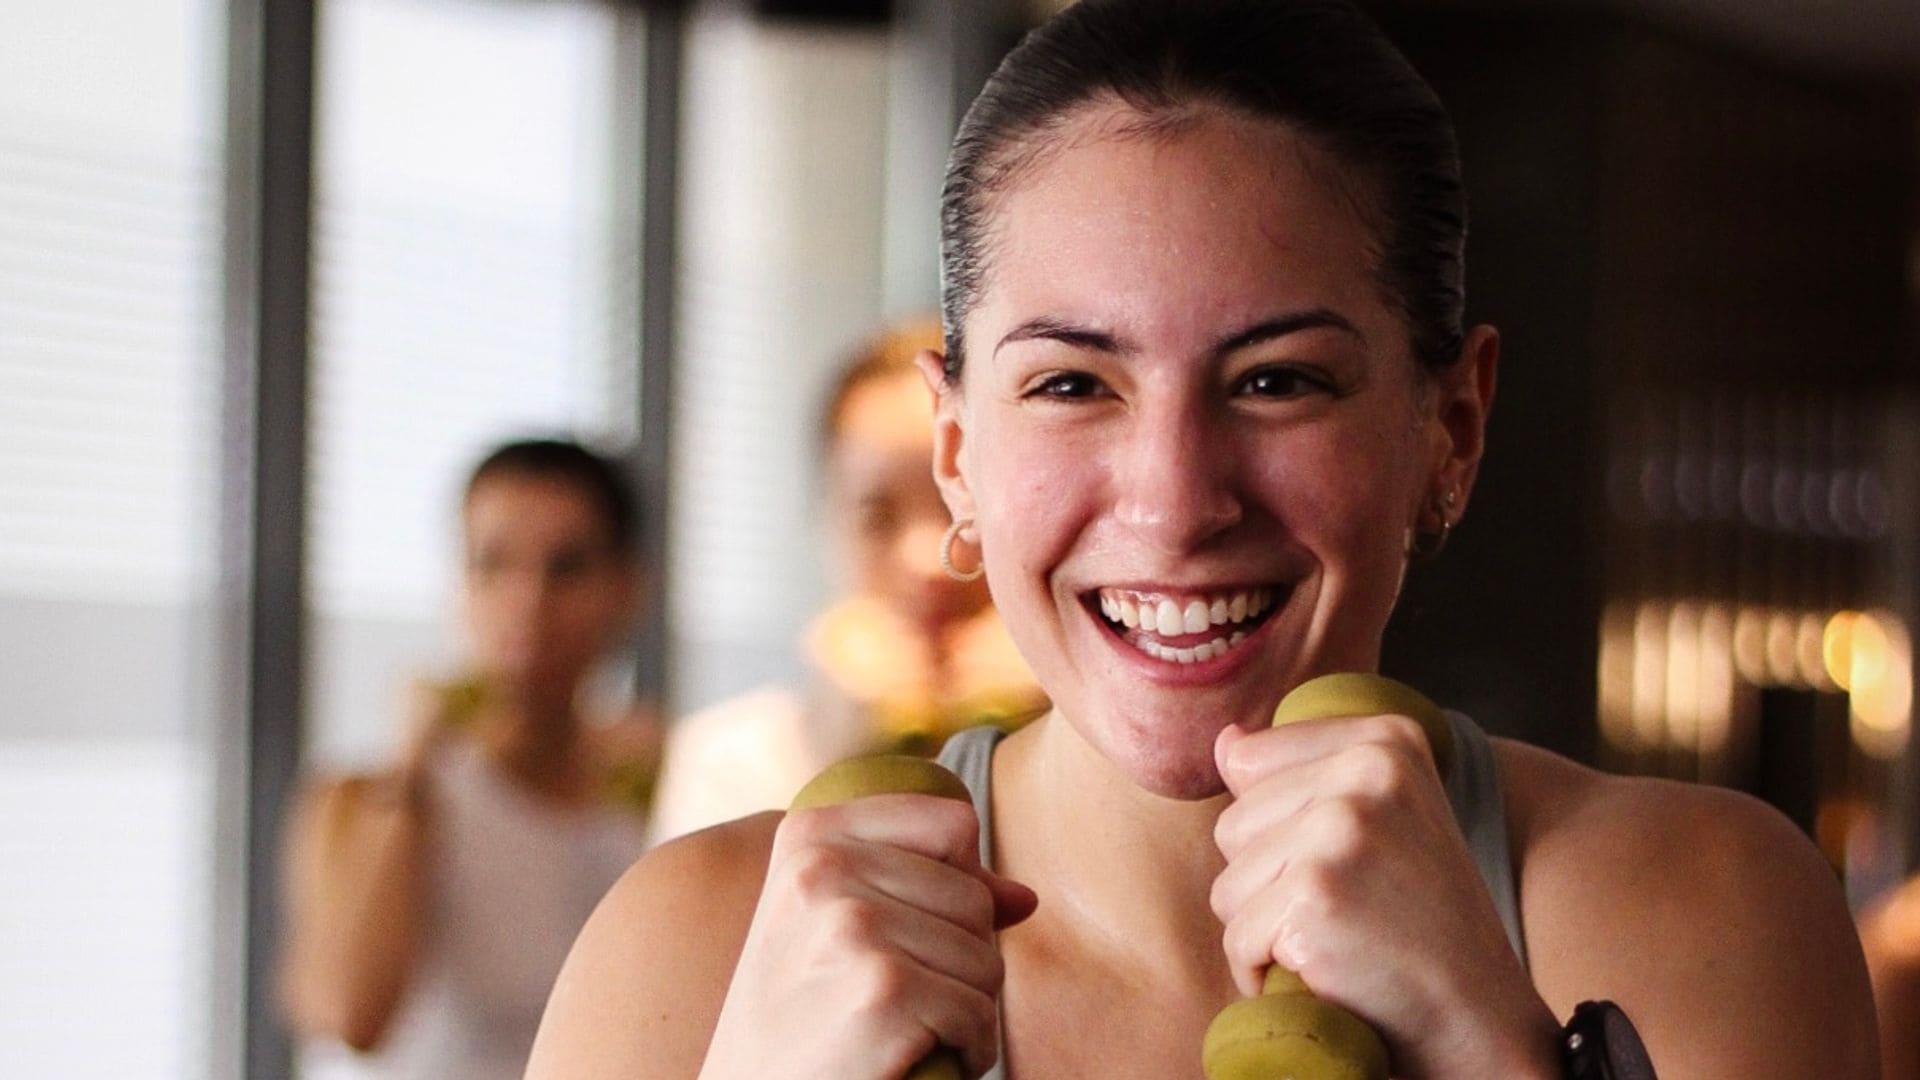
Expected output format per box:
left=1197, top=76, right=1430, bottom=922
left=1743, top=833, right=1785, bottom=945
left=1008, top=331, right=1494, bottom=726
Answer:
left=277, top=438, right=660, bottom=1080
left=1863, top=876, right=1920, bottom=1078
left=648, top=318, right=1045, bottom=842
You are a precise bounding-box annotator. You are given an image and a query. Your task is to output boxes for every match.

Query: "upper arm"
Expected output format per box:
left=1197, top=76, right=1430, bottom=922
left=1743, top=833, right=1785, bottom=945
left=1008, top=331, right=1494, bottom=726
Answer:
left=1515, top=763, right=1877, bottom=1078
left=526, top=813, right=780, bottom=1080
left=1862, top=880, right=1920, bottom=1079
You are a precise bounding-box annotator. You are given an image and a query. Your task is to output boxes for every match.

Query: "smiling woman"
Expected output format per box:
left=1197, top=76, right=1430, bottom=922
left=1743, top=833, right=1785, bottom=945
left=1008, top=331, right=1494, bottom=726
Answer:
left=525, top=3, right=1878, bottom=1078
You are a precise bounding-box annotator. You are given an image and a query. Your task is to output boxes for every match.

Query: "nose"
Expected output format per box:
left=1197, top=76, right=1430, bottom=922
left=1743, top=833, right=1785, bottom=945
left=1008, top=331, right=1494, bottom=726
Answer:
left=1111, top=398, right=1243, bottom=554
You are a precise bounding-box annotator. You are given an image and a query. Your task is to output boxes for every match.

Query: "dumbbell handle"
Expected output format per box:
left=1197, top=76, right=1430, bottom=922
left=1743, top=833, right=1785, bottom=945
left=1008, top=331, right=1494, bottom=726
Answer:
left=1202, top=673, right=1453, bottom=1080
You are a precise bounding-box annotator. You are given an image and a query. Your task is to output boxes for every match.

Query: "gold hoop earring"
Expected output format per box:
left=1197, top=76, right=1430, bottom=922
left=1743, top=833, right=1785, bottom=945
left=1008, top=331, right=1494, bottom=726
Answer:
left=1405, top=487, right=1460, bottom=563
left=940, top=518, right=984, bottom=582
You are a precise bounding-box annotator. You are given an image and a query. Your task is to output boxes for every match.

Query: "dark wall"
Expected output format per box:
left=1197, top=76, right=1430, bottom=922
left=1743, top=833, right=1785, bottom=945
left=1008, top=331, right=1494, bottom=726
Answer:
left=1374, top=10, right=1611, bottom=761
left=1369, top=6, right=1916, bottom=774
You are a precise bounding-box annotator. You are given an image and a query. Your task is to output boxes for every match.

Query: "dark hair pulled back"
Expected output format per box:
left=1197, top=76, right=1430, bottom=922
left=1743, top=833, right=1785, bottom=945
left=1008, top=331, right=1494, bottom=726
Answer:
left=939, top=0, right=1466, bottom=377
left=466, top=438, right=641, bottom=557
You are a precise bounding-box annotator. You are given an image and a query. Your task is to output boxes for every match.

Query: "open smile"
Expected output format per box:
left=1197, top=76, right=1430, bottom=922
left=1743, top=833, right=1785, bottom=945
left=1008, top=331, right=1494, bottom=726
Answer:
left=1084, top=585, right=1285, bottom=666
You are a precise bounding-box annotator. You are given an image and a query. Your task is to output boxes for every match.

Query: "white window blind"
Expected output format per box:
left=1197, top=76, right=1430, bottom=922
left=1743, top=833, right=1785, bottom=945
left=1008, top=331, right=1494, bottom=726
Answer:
left=668, top=13, right=891, bottom=710
left=0, top=3, right=224, bottom=1078
left=304, top=0, right=632, bottom=771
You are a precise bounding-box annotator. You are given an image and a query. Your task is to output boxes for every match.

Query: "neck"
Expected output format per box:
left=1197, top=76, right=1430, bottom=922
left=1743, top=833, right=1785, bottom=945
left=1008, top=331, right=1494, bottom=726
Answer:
left=474, top=682, right=584, bottom=794
left=997, top=712, right=1238, bottom=993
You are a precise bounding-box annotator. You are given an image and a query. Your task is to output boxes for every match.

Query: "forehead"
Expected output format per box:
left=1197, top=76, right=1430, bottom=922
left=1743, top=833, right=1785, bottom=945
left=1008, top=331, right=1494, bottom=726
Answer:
left=835, top=371, right=934, bottom=451
left=465, top=473, right=607, bottom=539
left=973, top=103, right=1388, bottom=346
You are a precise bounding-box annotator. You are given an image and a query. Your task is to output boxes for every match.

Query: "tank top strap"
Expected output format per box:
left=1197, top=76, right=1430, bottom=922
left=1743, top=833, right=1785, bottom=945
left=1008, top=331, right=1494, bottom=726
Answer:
left=934, top=725, right=1006, bottom=873
left=934, top=726, right=1009, bottom=1080
left=1441, top=710, right=1529, bottom=968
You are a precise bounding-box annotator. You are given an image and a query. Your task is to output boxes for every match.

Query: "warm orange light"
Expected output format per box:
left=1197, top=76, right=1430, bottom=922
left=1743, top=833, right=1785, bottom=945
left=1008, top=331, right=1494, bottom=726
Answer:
left=1597, top=602, right=1637, bottom=751
left=1823, top=611, right=1859, bottom=691
left=1846, top=611, right=1912, bottom=760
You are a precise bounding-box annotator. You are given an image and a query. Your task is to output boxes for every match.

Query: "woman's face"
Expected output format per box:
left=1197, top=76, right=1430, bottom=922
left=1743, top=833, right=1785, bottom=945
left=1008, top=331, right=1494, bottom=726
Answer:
left=460, top=472, right=638, bottom=697
left=828, top=370, right=993, bottom=637
left=931, top=104, right=1493, bottom=797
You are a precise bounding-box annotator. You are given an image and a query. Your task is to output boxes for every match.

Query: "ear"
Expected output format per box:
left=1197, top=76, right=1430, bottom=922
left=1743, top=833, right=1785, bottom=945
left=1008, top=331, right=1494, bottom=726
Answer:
left=914, top=347, right=977, bottom=524
left=1423, top=324, right=1499, bottom=523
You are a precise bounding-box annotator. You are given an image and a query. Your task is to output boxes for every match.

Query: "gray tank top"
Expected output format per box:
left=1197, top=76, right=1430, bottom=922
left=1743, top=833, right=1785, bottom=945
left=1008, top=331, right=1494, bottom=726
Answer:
left=934, top=712, right=1527, bottom=1080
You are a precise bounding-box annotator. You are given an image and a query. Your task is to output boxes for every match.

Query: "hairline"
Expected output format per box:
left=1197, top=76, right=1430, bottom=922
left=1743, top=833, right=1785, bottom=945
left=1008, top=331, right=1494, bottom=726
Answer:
left=946, top=94, right=1417, bottom=382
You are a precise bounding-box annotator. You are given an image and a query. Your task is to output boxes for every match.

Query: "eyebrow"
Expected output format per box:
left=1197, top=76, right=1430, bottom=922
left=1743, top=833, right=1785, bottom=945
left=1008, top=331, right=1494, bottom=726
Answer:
left=993, top=308, right=1361, bottom=361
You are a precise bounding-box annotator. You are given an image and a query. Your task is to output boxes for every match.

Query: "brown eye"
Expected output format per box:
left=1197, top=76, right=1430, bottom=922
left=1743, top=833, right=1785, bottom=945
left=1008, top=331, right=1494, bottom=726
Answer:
left=1236, top=365, right=1332, bottom=399
left=1027, top=372, right=1104, bottom=400
left=548, top=549, right=594, bottom=580
left=862, top=507, right=899, bottom=537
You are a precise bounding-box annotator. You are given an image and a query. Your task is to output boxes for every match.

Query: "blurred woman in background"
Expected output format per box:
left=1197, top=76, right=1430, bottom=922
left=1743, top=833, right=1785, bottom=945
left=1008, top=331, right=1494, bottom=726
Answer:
left=277, top=438, right=659, bottom=1080
left=648, top=319, right=1044, bottom=842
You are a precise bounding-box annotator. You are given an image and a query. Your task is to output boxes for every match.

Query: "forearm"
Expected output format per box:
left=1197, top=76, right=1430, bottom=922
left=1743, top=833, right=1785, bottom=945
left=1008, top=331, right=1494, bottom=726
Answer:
left=279, top=776, right=429, bottom=1049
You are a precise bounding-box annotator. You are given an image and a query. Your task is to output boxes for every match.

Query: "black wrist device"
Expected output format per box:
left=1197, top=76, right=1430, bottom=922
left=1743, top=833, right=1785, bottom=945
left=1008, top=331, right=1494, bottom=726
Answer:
left=1561, top=1000, right=1655, bottom=1080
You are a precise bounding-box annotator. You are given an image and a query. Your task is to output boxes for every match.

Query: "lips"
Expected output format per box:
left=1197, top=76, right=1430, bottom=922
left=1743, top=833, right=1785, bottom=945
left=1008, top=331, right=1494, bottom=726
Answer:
left=1089, top=586, right=1282, bottom=665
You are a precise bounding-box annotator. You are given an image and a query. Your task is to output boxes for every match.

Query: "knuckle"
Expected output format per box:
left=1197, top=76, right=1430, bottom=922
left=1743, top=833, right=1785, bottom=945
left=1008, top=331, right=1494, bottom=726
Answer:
left=1222, top=912, right=1275, bottom=973
left=957, top=876, right=996, bottom=935
left=1292, top=857, right=1348, bottom=915
left=1347, top=741, right=1411, bottom=798
left=1375, top=714, right=1428, bottom=756
left=823, top=894, right=885, bottom=944
left=782, top=842, right=850, bottom=898
left=930, top=799, right=981, bottom=851
left=853, top=952, right=915, bottom=1016
left=1209, top=873, right=1235, bottom=924
left=979, top=946, right=1007, bottom=993
left=956, top=990, right=999, bottom=1061
left=1314, top=800, right=1371, bottom=863
left=776, top=805, right=833, bottom=848
left=1213, top=803, right=1246, bottom=858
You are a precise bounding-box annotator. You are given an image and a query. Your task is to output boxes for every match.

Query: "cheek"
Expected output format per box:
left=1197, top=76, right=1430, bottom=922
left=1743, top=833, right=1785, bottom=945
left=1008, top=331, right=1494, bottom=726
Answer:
left=968, top=412, right=1091, bottom=582
left=1270, top=408, right=1424, bottom=541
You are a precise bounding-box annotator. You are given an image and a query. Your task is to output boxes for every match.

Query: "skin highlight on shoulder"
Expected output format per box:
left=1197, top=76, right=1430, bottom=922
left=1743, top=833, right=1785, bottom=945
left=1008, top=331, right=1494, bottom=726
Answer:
left=1494, top=739, right=1879, bottom=1077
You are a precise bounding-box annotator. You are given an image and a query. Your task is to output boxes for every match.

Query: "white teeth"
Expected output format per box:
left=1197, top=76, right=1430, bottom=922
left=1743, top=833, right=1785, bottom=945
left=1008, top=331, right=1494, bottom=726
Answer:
left=1125, top=631, right=1250, bottom=665
left=1154, top=599, right=1183, bottom=636
left=1094, top=587, right=1283, bottom=639
left=1182, top=600, right=1209, bottom=634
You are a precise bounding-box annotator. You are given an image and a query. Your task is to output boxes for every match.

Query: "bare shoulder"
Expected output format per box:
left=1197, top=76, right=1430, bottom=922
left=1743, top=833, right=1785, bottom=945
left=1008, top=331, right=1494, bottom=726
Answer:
left=1494, top=739, right=1877, bottom=1077
left=1862, top=873, right=1920, bottom=967
left=1862, top=875, right=1920, bottom=1079
left=526, top=810, right=781, bottom=1080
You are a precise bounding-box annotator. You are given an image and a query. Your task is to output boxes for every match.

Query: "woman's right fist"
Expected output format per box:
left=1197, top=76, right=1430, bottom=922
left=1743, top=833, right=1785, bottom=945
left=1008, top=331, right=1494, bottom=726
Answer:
left=698, top=794, right=1036, bottom=1080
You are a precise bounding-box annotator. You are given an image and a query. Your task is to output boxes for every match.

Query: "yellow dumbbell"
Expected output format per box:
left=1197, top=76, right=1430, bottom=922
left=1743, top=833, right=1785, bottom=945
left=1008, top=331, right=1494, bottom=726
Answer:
left=791, top=755, right=975, bottom=1080
left=1201, top=673, right=1454, bottom=1080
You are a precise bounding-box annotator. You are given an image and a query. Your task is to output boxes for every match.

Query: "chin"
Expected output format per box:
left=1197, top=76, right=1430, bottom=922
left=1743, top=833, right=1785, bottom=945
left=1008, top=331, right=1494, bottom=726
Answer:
left=1084, top=703, right=1233, bottom=801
